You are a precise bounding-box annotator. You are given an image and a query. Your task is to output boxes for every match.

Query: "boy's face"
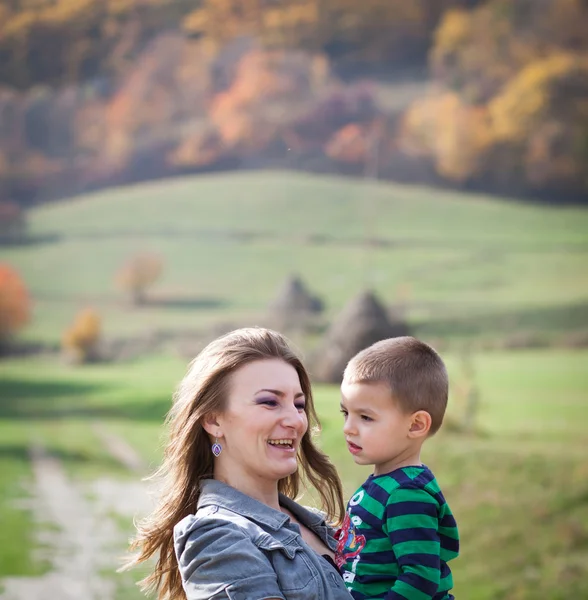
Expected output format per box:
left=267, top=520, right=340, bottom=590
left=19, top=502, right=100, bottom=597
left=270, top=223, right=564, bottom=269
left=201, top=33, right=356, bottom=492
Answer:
left=340, top=380, right=415, bottom=476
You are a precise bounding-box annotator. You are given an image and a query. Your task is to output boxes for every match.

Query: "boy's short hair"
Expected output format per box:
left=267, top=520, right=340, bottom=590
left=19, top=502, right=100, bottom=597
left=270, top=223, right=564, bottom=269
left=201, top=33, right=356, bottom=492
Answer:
left=343, top=336, right=448, bottom=435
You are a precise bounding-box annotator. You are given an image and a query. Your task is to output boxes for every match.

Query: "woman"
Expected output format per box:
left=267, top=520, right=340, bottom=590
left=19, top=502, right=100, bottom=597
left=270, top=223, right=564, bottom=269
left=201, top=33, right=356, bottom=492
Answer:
left=127, top=327, right=352, bottom=600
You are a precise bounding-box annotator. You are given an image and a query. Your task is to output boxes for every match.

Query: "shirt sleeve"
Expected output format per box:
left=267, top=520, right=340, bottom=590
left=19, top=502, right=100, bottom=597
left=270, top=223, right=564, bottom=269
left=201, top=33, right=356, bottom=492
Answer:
left=383, top=487, right=441, bottom=600
left=174, top=515, right=286, bottom=600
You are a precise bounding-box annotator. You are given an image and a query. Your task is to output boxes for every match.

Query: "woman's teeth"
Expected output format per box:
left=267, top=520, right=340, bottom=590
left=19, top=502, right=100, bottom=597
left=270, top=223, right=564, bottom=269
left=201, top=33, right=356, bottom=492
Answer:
left=268, top=439, right=293, bottom=447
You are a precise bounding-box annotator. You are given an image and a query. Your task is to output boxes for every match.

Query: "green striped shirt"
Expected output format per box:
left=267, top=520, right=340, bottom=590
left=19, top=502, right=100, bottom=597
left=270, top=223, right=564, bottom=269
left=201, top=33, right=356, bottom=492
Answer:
left=335, top=465, right=459, bottom=600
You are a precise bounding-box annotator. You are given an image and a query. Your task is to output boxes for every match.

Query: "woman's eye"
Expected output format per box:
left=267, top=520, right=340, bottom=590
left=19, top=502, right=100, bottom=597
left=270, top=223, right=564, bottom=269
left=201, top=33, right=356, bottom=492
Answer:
left=259, top=399, right=278, bottom=407
left=295, top=403, right=306, bottom=411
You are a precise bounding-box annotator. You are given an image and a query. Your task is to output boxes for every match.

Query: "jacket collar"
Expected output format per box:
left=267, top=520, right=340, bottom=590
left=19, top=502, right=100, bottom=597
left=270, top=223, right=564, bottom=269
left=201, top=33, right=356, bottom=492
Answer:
left=198, top=479, right=328, bottom=534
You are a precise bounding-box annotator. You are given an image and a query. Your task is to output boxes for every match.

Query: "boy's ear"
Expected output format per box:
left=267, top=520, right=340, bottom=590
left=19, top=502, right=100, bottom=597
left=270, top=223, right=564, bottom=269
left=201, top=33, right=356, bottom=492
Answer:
left=202, top=413, right=221, bottom=438
left=408, top=410, right=432, bottom=439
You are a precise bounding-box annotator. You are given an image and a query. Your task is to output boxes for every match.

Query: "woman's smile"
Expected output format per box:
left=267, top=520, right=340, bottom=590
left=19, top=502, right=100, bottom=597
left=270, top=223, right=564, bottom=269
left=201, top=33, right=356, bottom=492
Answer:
left=267, top=438, right=296, bottom=451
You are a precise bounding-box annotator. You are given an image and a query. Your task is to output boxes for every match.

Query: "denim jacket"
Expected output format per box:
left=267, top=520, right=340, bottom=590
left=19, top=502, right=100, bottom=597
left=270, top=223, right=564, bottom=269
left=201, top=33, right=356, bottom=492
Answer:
left=174, top=479, right=353, bottom=600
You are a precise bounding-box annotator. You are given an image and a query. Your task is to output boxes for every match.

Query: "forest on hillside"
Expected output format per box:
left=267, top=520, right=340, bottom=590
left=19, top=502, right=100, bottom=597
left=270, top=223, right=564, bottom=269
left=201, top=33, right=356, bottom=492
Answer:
left=0, top=0, right=587, bottom=208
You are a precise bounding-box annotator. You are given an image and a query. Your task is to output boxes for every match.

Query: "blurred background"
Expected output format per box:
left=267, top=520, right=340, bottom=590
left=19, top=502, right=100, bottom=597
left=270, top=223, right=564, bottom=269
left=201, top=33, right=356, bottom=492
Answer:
left=0, top=1, right=587, bottom=598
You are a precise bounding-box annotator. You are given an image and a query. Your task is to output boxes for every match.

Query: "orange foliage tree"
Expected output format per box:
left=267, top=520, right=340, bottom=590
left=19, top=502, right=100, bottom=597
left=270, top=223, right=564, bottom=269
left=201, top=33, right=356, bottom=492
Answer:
left=115, top=252, right=163, bottom=306
left=325, top=123, right=372, bottom=165
left=62, top=308, right=101, bottom=364
left=0, top=264, right=31, bottom=344
left=209, top=48, right=327, bottom=154
left=91, top=33, right=214, bottom=176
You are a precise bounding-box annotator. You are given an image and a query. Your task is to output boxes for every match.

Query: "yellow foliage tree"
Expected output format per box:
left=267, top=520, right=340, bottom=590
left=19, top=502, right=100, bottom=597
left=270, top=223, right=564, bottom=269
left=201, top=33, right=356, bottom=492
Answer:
left=62, top=308, right=102, bottom=364
left=490, top=53, right=588, bottom=141
left=431, top=0, right=588, bottom=102
left=400, top=92, right=493, bottom=183
left=183, top=0, right=262, bottom=46
left=489, top=52, right=588, bottom=193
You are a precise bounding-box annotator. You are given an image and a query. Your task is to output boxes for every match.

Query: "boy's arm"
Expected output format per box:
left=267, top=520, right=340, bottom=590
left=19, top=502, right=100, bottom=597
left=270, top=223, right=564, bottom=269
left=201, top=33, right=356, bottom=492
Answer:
left=384, top=487, right=441, bottom=600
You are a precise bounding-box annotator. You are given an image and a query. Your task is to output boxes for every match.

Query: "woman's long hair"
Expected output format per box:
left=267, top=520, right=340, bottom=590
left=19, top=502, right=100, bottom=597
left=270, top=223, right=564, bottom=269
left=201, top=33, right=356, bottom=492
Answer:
left=125, top=327, right=344, bottom=599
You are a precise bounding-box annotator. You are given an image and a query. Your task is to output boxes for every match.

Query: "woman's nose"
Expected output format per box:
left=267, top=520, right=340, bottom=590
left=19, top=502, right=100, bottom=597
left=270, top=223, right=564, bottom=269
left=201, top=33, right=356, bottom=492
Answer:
left=281, top=403, right=306, bottom=428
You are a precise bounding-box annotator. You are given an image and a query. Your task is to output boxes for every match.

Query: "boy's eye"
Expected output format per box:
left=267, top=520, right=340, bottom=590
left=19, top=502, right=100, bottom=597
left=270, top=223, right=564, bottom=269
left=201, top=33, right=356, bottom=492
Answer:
left=340, top=410, right=348, bottom=418
left=361, top=415, right=373, bottom=422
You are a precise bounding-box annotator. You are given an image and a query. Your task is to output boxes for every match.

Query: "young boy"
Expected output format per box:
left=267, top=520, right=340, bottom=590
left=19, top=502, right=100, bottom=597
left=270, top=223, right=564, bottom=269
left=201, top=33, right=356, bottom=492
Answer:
left=335, top=336, right=459, bottom=600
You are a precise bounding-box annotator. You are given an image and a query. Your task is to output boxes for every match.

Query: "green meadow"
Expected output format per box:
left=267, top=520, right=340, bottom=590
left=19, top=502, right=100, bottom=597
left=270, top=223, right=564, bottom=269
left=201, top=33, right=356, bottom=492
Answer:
left=6, top=171, right=588, bottom=344
left=1, top=171, right=587, bottom=599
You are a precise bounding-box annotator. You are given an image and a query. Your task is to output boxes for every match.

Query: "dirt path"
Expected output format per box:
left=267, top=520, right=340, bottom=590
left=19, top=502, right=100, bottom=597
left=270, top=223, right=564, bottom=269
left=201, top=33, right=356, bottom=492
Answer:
left=92, top=422, right=146, bottom=473
left=1, top=432, right=153, bottom=600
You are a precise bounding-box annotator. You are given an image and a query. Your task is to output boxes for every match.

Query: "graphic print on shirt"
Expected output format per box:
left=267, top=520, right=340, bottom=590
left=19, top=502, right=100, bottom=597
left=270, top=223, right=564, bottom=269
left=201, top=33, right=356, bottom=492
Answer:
left=335, top=489, right=366, bottom=570
left=335, top=512, right=367, bottom=569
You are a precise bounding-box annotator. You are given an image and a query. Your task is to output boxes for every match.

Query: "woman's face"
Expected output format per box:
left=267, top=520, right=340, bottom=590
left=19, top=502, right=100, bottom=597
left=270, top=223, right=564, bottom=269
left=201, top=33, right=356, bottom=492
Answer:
left=213, top=358, right=309, bottom=488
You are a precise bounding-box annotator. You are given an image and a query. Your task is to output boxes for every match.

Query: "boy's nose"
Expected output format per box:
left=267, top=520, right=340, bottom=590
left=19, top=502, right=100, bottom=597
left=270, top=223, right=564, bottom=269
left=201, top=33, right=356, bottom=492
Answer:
left=343, top=418, right=355, bottom=435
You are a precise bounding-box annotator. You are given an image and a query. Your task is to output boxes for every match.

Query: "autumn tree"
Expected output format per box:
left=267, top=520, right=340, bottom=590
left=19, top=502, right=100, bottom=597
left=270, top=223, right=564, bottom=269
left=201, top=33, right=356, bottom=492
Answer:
left=184, top=0, right=468, bottom=68
left=489, top=52, right=588, bottom=195
left=421, top=0, right=588, bottom=197
left=284, top=82, right=377, bottom=154
left=62, top=308, right=101, bottom=364
left=0, top=0, right=196, bottom=89
left=325, top=123, right=371, bottom=165
left=115, top=252, right=163, bottom=306
left=400, top=92, right=493, bottom=183
left=0, top=264, right=31, bottom=346
left=431, top=0, right=588, bottom=102
left=90, top=33, right=213, bottom=176
left=208, top=47, right=332, bottom=154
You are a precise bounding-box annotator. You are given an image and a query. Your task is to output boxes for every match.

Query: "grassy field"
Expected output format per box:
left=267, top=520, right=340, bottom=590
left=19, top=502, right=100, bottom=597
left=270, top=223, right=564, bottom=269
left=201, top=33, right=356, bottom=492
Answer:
left=0, top=170, right=587, bottom=599
left=2, top=170, right=587, bottom=345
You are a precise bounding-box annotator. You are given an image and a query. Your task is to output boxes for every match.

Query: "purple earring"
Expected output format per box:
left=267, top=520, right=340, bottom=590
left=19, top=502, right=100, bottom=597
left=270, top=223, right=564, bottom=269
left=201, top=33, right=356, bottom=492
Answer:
left=212, top=437, right=222, bottom=457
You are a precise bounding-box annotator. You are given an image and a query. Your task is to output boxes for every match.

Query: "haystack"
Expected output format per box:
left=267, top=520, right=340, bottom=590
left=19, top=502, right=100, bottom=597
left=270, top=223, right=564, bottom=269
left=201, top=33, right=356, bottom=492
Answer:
left=313, top=289, right=410, bottom=383
left=268, top=275, right=323, bottom=330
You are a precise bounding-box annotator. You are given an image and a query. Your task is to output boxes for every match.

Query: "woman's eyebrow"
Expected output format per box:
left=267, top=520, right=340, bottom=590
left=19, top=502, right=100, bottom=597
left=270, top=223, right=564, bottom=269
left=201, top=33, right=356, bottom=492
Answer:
left=256, top=388, right=305, bottom=399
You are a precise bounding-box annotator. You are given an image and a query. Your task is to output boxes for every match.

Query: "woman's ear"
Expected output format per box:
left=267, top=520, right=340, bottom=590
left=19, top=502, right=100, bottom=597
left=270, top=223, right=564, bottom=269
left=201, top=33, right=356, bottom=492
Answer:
left=408, top=410, right=432, bottom=439
left=202, top=413, right=221, bottom=437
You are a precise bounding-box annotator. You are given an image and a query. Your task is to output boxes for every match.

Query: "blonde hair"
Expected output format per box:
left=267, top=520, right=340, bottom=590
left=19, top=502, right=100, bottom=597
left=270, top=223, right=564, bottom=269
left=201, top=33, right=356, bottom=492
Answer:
left=126, top=327, right=344, bottom=599
left=343, top=336, right=448, bottom=435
